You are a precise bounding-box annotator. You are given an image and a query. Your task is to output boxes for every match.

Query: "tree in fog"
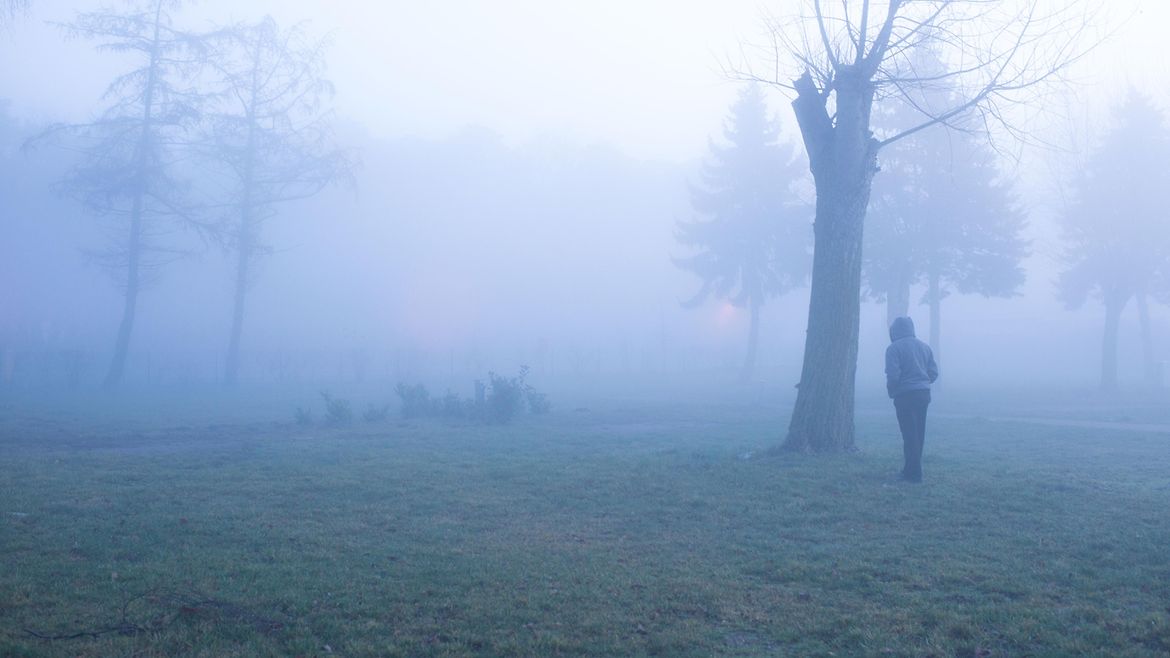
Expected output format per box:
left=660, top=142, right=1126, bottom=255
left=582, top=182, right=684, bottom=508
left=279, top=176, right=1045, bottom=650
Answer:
left=1058, top=94, right=1170, bottom=391
left=865, top=91, right=1027, bottom=360
left=34, top=0, right=205, bottom=387
left=203, top=17, right=350, bottom=385
left=674, top=84, right=809, bottom=381
left=737, top=0, right=1095, bottom=452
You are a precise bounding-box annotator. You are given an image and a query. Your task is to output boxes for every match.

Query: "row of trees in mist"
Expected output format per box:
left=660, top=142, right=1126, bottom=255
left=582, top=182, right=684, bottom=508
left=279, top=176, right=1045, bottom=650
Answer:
left=677, top=72, right=1170, bottom=403
left=29, top=0, right=347, bottom=387
left=3, top=106, right=704, bottom=388
left=681, top=0, right=1102, bottom=452
left=5, top=0, right=1158, bottom=416
left=863, top=51, right=1028, bottom=358
left=1059, top=94, right=1170, bottom=391
left=674, top=71, right=1028, bottom=383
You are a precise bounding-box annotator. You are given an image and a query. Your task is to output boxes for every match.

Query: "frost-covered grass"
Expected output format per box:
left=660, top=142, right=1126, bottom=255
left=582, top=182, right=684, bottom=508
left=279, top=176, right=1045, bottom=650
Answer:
left=1, top=392, right=1169, bottom=657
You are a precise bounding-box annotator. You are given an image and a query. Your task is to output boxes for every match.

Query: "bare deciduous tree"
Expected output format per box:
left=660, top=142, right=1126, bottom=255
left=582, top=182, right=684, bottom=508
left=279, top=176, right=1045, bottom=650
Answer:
left=203, top=16, right=351, bottom=385
left=32, top=0, right=206, bottom=387
left=735, top=0, right=1098, bottom=452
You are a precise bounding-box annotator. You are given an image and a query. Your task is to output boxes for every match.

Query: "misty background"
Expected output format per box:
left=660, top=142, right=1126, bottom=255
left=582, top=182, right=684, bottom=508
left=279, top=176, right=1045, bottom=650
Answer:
left=2, top=0, right=1169, bottom=398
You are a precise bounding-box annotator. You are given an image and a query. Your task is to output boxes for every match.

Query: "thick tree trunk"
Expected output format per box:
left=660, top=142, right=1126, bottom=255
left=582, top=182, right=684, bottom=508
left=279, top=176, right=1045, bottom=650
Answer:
left=784, top=68, right=878, bottom=453
left=740, top=301, right=761, bottom=382
left=1101, top=294, right=1127, bottom=391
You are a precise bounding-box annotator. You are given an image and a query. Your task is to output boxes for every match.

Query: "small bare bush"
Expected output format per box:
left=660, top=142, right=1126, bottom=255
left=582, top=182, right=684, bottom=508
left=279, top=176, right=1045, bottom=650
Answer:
left=320, top=392, right=352, bottom=426
left=363, top=403, right=390, bottom=422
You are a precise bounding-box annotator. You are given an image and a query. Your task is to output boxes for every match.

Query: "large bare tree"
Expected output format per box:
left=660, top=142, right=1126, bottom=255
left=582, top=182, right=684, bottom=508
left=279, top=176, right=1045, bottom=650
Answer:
left=738, top=0, right=1097, bottom=452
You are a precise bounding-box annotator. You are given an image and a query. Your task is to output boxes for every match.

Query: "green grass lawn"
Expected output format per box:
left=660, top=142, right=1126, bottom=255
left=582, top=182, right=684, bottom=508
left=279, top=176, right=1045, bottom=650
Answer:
left=2, top=393, right=1169, bottom=657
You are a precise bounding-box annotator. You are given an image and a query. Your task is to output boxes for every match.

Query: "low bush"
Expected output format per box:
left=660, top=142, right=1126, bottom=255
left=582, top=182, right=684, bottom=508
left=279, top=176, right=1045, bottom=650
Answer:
left=526, top=389, right=551, bottom=415
left=394, top=383, right=432, bottom=419
left=320, top=392, right=353, bottom=426
left=294, top=406, right=314, bottom=427
left=394, top=366, right=549, bottom=424
left=485, top=368, right=532, bottom=423
left=363, top=403, right=390, bottom=422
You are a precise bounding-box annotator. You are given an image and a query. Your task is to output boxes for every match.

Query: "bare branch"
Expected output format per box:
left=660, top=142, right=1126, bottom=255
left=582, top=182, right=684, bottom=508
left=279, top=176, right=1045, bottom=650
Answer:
left=855, top=0, right=870, bottom=65
left=813, top=0, right=841, bottom=71
left=862, top=0, right=902, bottom=74
left=879, top=0, right=1105, bottom=148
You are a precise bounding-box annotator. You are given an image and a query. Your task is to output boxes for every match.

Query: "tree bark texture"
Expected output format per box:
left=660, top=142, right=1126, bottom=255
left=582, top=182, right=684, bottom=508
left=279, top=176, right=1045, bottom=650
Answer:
left=784, top=68, right=879, bottom=453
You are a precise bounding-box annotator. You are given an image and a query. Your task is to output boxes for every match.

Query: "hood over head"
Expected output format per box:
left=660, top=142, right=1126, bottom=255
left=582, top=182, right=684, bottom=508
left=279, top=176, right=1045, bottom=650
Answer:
left=889, top=316, right=916, bottom=342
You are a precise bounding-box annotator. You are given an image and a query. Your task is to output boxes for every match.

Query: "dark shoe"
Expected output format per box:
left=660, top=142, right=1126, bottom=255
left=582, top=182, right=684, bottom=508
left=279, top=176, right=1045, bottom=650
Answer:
left=900, top=473, right=922, bottom=484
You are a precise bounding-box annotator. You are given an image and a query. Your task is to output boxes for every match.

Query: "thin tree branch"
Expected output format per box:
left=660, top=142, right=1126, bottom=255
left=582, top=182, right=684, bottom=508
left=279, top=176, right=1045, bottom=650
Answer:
left=814, top=0, right=841, bottom=71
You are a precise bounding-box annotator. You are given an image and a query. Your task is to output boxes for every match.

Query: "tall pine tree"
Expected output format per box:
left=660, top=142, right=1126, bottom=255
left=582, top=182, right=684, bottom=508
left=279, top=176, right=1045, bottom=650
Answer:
left=864, top=94, right=1027, bottom=362
left=674, top=84, right=810, bottom=381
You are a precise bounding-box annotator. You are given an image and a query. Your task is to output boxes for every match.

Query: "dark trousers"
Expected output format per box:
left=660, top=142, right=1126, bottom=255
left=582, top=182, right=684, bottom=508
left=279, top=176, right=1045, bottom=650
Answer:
left=894, top=389, right=931, bottom=481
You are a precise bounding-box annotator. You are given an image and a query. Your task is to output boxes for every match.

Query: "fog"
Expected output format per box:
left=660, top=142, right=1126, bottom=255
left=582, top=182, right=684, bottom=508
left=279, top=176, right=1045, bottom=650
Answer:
left=7, top=2, right=1170, bottom=655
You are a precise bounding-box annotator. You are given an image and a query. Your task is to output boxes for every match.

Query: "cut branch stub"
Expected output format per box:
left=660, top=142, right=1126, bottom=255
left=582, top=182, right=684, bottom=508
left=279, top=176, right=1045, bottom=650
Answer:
left=792, top=71, right=833, bottom=177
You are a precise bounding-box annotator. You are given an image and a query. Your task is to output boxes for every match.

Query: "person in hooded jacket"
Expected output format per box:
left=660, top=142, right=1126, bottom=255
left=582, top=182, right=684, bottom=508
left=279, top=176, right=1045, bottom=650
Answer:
left=885, top=316, right=938, bottom=483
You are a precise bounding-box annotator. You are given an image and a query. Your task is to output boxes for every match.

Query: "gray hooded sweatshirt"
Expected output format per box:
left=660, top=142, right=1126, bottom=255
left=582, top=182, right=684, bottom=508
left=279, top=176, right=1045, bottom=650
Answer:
left=885, top=317, right=939, bottom=399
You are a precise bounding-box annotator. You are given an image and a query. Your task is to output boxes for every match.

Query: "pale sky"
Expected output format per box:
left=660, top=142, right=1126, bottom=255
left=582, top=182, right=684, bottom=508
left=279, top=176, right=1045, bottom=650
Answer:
left=0, top=1, right=1167, bottom=162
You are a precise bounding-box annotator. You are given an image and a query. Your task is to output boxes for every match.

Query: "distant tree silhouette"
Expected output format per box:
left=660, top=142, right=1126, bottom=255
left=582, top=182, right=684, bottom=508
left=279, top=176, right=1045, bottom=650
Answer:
left=203, top=16, right=351, bottom=385
left=674, top=84, right=810, bottom=381
left=1058, top=93, right=1170, bottom=390
left=33, top=0, right=206, bottom=387
left=865, top=70, right=1027, bottom=361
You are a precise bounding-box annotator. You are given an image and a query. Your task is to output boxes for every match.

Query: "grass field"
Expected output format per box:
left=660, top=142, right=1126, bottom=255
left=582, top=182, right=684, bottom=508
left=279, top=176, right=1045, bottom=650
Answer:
left=2, top=388, right=1169, bottom=657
